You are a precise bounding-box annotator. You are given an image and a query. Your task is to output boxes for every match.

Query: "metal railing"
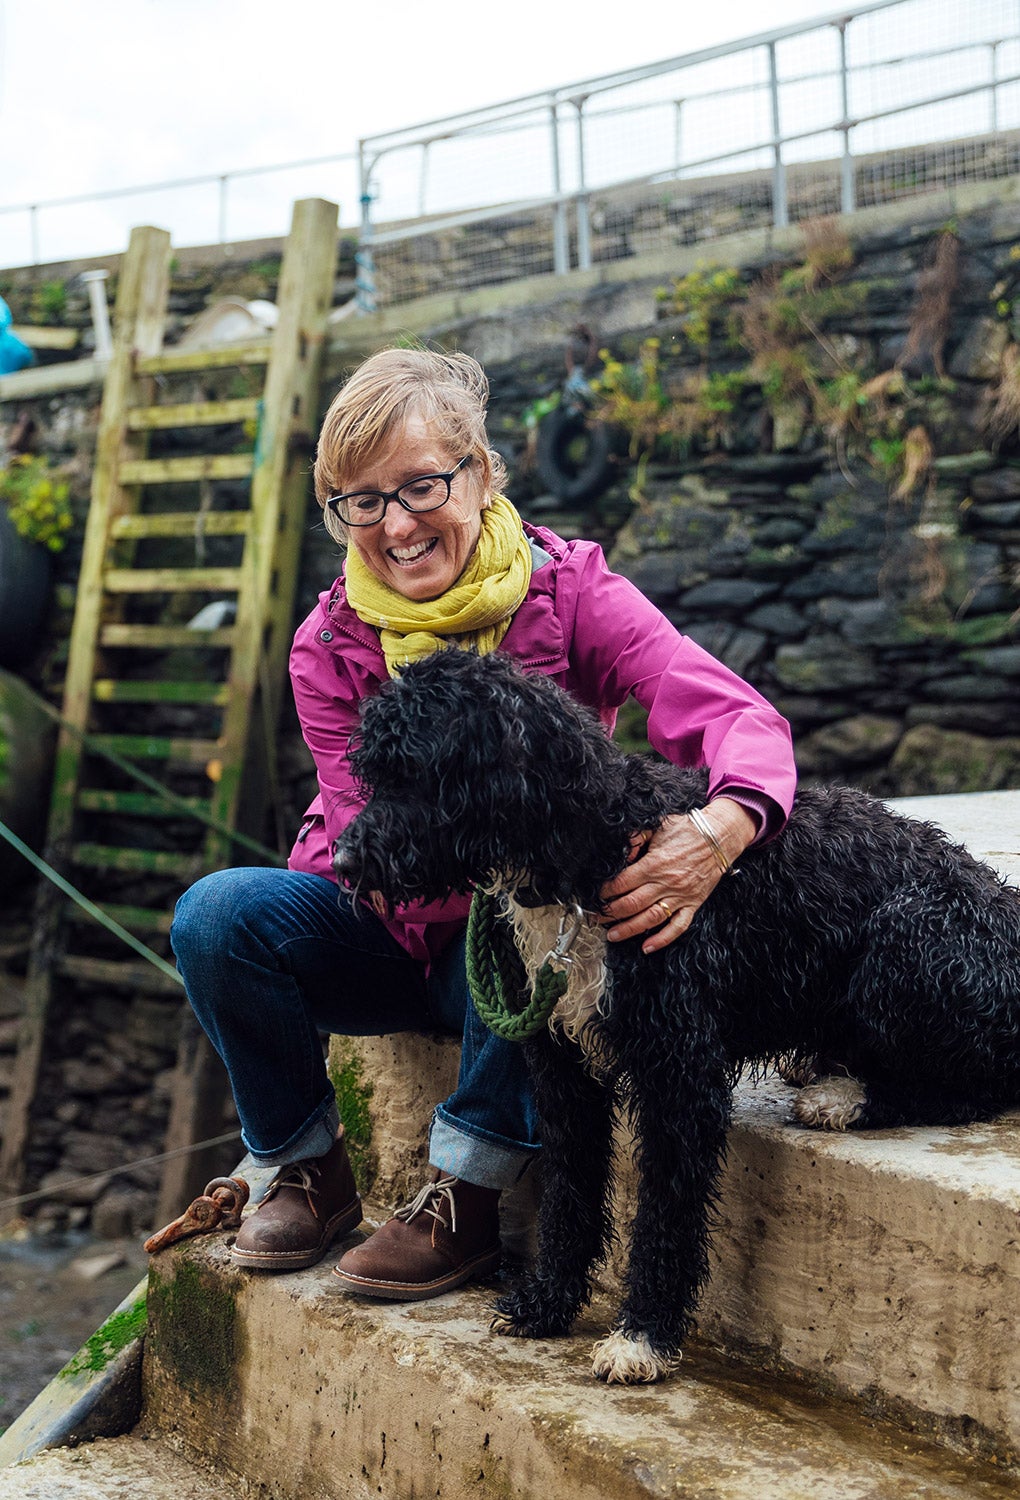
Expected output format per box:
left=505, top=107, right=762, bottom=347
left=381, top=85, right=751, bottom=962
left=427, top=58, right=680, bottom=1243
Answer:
left=0, top=151, right=359, bottom=270
left=2, top=0, right=1018, bottom=304
left=356, top=0, right=1020, bottom=308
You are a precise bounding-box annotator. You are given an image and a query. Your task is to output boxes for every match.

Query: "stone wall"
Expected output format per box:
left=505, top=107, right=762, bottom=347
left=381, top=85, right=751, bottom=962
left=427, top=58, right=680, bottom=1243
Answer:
left=610, top=455, right=1020, bottom=795
left=1, top=181, right=1018, bottom=1230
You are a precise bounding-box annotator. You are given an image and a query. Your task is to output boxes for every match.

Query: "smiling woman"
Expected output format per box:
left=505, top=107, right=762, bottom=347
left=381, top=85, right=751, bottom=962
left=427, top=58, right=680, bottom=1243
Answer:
left=331, top=434, right=483, bottom=602
left=169, top=344, right=796, bottom=1305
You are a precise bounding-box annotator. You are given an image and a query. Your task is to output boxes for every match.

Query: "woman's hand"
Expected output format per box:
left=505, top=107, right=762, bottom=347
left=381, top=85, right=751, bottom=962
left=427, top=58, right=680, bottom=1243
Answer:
left=599, top=798, right=758, bottom=954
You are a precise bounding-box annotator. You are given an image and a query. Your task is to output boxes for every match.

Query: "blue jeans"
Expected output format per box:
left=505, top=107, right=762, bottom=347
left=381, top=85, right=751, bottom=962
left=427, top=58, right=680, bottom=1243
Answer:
left=170, top=868, right=541, bottom=1190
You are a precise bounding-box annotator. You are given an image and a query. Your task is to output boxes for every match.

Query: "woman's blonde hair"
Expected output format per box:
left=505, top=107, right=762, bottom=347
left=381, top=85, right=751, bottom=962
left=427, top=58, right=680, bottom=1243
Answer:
left=314, top=346, right=507, bottom=544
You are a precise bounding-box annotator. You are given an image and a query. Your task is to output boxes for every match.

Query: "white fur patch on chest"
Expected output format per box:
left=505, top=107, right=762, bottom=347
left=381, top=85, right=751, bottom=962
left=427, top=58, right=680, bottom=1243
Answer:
left=502, top=894, right=610, bottom=1051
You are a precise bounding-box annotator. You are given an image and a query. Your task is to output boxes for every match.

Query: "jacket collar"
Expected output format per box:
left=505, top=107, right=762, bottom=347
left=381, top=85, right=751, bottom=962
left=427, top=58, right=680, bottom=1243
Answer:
left=318, top=522, right=569, bottom=674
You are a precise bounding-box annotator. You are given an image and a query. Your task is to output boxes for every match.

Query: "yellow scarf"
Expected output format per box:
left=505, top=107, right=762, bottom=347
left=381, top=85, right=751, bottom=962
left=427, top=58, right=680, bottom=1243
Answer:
left=344, top=493, right=532, bottom=677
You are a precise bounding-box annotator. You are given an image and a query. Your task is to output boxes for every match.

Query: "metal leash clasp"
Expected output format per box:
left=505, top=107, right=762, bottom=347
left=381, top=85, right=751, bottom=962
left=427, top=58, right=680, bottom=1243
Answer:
left=544, top=902, right=586, bottom=972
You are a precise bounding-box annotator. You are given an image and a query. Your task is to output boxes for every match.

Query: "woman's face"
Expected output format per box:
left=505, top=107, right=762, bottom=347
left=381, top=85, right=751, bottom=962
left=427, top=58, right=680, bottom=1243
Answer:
left=342, top=415, right=488, bottom=602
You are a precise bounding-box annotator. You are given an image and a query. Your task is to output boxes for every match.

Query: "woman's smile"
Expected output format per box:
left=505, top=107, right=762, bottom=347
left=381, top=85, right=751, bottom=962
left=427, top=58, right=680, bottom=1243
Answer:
left=389, top=536, right=438, bottom=567
left=344, top=415, right=486, bottom=601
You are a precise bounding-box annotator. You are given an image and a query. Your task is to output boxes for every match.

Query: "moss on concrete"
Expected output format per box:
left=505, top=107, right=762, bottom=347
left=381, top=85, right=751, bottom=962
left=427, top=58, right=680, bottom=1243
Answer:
left=59, top=1296, right=147, bottom=1379
left=328, top=1037, right=377, bottom=1194
left=146, top=1256, right=239, bottom=1401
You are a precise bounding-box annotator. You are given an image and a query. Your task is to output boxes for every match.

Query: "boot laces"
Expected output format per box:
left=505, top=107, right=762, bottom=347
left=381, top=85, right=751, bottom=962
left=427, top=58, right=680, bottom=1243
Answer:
left=264, top=1161, right=319, bottom=1210
left=395, top=1176, right=458, bottom=1237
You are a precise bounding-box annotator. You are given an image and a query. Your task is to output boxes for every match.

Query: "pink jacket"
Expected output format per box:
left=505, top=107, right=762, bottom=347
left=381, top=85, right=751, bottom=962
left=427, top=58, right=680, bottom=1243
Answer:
left=288, top=523, right=796, bottom=967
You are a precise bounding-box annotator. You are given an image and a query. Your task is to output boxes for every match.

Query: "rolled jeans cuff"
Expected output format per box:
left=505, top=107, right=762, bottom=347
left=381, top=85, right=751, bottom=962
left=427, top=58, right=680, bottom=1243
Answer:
left=429, top=1108, right=539, bottom=1190
left=242, top=1096, right=340, bottom=1168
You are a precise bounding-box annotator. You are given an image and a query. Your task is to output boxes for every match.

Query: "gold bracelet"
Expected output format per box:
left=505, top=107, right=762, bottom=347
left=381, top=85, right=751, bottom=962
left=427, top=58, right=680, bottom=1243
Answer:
left=688, top=806, right=733, bottom=876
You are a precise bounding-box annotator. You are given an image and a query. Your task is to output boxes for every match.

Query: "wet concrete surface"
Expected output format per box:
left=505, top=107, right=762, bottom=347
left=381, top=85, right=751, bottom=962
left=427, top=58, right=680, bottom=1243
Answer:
left=0, top=1226, right=149, bottom=1436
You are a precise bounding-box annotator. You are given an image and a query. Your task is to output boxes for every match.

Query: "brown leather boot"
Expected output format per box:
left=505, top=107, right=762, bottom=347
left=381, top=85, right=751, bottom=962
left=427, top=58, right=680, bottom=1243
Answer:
left=231, top=1130, right=362, bottom=1271
left=332, top=1170, right=501, bottom=1300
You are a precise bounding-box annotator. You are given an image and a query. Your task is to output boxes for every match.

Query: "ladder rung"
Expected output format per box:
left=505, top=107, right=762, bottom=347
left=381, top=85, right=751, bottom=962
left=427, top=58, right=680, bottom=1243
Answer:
left=118, top=455, right=254, bottom=485
left=73, top=843, right=201, bottom=876
left=67, top=902, right=174, bottom=934
left=127, top=398, right=260, bottom=430
left=111, top=512, right=251, bottom=539
left=136, top=342, right=272, bottom=375
left=85, top=735, right=219, bottom=766
left=99, top=623, right=236, bottom=649
left=92, top=680, right=229, bottom=706
left=77, top=790, right=209, bottom=817
left=103, top=566, right=243, bottom=593
left=57, top=954, right=182, bottom=995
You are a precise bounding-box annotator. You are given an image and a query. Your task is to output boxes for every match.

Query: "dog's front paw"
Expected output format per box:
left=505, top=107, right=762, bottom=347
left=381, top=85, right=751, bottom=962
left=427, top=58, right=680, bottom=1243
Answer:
left=490, top=1285, right=578, bottom=1340
left=793, top=1074, right=866, bottom=1130
left=490, top=1308, right=529, bottom=1338
left=591, top=1329, right=681, bottom=1384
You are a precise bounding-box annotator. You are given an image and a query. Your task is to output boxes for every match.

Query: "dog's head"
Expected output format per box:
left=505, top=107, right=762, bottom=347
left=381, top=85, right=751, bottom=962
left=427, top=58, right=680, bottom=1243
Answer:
left=332, top=649, right=633, bottom=908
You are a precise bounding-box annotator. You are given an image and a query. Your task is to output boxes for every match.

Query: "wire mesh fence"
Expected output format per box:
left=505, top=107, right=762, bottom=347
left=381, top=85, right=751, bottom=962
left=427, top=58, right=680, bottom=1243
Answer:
left=3, top=0, right=1019, bottom=299
left=360, top=0, right=1020, bottom=307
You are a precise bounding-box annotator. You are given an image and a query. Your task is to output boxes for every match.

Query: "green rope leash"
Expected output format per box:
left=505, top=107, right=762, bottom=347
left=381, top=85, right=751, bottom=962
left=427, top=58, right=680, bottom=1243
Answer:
left=466, top=888, right=573, bottom=1043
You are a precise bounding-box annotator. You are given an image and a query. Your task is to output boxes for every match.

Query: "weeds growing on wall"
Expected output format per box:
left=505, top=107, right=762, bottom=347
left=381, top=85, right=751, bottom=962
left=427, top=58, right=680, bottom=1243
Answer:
left=29, top=279, right=68, bottom=325
left=0, top=454, right=74, bottom=551
left=586, top=218, right=1000, bottom=625
left=897, top=227, right=959, bottom=380
left=980, top=342, right=1020, bottom=451
left=592, top=218, right=963, bottom=510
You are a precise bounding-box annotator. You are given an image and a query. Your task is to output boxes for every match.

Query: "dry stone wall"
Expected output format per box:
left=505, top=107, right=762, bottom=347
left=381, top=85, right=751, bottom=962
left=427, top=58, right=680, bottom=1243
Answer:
left=1, top=185, right=1018, bottom=1229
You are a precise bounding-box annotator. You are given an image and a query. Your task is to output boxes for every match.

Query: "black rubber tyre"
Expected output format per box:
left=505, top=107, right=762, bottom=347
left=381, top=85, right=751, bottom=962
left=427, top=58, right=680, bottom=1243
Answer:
left=535, top=406, right=616, bottom=504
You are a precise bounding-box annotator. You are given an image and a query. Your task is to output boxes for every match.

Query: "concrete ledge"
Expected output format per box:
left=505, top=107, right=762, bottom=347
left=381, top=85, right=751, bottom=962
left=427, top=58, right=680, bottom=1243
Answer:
left=0, top=1281, right=146, bottom=1468
left=142, top=1238, right=1017, bottom=1500
left=335, top=790, right=1020, bottom=1467
left=703, top=1079, right=1020, bottom=1466
left=885, top=790, right=1020, bottom=887
left=336, top=1041, right=1020, bottom=1466
left=0, top=1433, right=243, bottom=1499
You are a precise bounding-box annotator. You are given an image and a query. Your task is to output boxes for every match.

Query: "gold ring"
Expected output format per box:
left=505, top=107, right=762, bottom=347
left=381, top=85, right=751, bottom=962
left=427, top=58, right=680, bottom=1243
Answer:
left=655, top=900, right=673, bottom=922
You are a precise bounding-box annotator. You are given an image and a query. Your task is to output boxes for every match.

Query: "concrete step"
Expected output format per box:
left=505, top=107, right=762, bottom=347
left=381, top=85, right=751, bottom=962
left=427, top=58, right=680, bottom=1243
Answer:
left=0, top=1432, right=246, bottom=1499
left=329, top=790, right=1020, bottom=1471
left=885, top=789, right=1020, bottom=886
left=337, top=1033, right=1020, bottom=1472
left=702, top=1077, right=1020, bottom=1465
left=140, top=1236, right=1017, bottom=1500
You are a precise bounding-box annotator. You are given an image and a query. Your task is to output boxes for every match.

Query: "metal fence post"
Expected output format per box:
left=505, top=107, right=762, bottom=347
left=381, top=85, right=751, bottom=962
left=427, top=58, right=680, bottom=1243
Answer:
left=768, top=41, right=788, bottom=229
left=356, top=145, right=378, bottom=314
left=573, top=97, right=591, bottom=272
left=549, top=100, right=570, bottom=275
left=419, top=142, right=431, bottom=218
left=218, top=175, right=229, bottom=247
left=837, top=22, right=856, bottom=215
left=990, top=40, right=1001, bottom=134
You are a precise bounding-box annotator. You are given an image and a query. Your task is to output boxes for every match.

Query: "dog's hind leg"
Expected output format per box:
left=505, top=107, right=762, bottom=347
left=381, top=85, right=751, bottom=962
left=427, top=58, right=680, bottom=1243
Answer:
left=798, top=882, right=1020, bottom=1130
left=491, top=1032, right=616, bottom=1341
left=820, top=1074, right=1020, bottom=1130
left=593, top=1026, right=733, bottom=1384
left=793, top=1073, right=868, bottom=1129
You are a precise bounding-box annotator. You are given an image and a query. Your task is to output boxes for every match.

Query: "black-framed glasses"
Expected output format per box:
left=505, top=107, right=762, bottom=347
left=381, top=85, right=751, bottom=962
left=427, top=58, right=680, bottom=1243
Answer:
left=325, top=454, right=473, bottom=527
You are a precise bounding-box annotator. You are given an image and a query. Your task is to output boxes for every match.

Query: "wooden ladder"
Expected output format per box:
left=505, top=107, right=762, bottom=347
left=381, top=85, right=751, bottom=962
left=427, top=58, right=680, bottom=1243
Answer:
left=0, top=198, right=338, bottom=1222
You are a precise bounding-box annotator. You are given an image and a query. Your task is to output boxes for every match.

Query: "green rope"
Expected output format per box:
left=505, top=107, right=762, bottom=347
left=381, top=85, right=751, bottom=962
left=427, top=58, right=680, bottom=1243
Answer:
left=466, top=889, right=569, bottom=1043
left=0, top=816, right=183, bottom=986
left=6, top=675, right=285, bottom=866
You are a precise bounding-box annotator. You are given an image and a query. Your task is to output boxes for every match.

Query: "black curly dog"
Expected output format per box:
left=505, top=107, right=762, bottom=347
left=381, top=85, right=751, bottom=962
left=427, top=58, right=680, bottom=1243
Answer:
left=333, top=649, right=1020, bottom=1383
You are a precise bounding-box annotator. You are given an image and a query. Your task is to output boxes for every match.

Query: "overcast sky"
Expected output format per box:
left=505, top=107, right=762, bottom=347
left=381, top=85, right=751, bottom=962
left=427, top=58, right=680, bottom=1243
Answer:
left=0, top=0, right=840, bottom=266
